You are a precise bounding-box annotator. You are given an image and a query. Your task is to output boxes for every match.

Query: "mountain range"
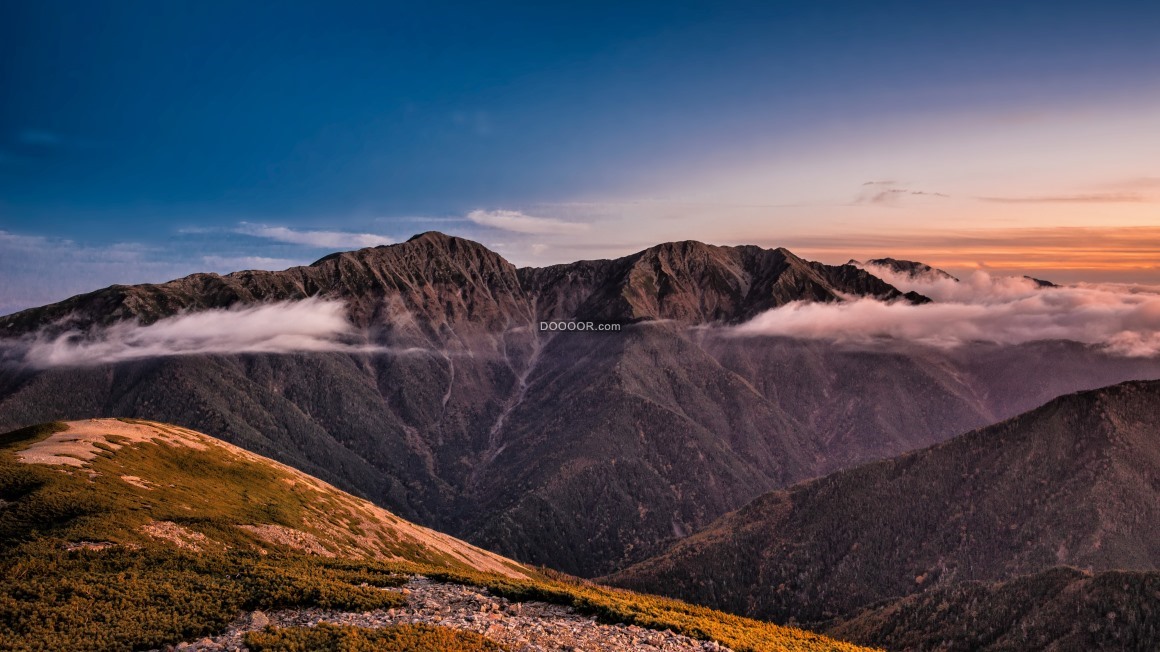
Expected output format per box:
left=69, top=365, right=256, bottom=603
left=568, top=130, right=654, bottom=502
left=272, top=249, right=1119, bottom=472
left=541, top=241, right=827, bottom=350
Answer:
left=2, top=233, right=1159, bottom=578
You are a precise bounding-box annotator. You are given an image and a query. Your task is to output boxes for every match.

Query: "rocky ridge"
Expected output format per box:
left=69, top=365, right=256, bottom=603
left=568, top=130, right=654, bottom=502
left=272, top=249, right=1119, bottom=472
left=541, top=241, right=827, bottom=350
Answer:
left=157, top=576, right=733, bottom=652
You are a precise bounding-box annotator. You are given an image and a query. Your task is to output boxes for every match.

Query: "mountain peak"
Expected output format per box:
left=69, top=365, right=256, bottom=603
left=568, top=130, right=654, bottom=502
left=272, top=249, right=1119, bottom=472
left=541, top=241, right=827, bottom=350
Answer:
left=311, top=231, right=500, bottom=265
left=520, top=240, right=921, bottom=324
left=403, top=230, right=489, bottom=251
left=407, top=230, right=454, bottom=242
left=1024, top=275, right=1059, bottom=288
left=859, top=257, right=958, bottom=282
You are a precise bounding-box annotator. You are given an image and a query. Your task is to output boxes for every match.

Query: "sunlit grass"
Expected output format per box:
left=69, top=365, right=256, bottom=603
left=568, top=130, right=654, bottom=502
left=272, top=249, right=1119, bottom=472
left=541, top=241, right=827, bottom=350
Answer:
left=0, top=421, right=875, bottom=652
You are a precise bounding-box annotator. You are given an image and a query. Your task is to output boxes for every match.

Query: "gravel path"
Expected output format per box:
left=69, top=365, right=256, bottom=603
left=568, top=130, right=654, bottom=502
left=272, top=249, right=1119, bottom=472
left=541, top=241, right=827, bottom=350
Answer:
left=159, top=576, right=731, bottom=652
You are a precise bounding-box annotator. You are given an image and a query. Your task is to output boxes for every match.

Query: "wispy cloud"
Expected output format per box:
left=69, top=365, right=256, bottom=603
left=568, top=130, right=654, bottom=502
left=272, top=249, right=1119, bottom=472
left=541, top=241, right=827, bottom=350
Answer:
left=978, top=193, right=1149, bottom=204
left=466, top=209, right=590, bottom=235
left=236, top=223, right=394, bottom=249
left=733, top=271, right=1160, bottom=357
left=3, top=298, right=385, bottom=368
left=201, top=255, right=303, bottom=271
left=857, top=181, right=949, bottom=205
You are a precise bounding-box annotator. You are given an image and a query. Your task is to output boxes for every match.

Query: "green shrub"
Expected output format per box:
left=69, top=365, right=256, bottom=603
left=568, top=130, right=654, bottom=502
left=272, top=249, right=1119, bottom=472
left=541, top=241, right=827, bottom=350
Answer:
left=0, top=547, right=406, bottom=652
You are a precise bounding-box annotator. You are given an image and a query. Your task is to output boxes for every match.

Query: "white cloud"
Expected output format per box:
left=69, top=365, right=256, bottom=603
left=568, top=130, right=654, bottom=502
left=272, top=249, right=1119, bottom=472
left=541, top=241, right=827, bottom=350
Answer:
left=236, top=223, right=394, bottom=249
left=733, top=271, right=1160, bottom=357
left=858, top=263, right=1040, bottom=303
left=201, top=255, right=303, bottom=271
left=466, top=209, right=589, bottom=235
left=5, top=298, right=384, bottom=367
left=856, top=181, right=950, bottom=205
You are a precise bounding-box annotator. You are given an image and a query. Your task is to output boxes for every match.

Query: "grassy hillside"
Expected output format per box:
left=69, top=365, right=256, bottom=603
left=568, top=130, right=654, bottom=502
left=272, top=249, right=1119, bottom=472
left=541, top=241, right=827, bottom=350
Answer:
left=608, top=380, right=1160, bottom=626
left=0, top=419, right=873, bottom=652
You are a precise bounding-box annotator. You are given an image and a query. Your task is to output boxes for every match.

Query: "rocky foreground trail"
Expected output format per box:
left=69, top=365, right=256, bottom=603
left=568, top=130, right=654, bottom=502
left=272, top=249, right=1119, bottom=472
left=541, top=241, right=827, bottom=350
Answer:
left=157, top=577, right=732, bottom=652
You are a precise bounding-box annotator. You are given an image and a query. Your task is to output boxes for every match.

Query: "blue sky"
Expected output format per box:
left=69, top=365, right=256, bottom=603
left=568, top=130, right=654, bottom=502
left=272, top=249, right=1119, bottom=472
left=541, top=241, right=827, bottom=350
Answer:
left=2, top=1, right=1159, bottom=314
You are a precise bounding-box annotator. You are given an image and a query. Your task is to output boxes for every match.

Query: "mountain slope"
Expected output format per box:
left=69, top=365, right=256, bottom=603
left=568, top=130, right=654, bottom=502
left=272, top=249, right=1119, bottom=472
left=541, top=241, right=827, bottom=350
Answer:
left=607, top=380, right=1160, bottom=624
left=2, top=234, right=1159, bottom=577
left=830, top=566, right=1160, bottom=651
left=0, top=418, right=872, bottom=652
left=464, top=321, right=819, bottom=571
left=3, top=418, right=528, bottom=575
left=696, top=337, right=1160, bottom=475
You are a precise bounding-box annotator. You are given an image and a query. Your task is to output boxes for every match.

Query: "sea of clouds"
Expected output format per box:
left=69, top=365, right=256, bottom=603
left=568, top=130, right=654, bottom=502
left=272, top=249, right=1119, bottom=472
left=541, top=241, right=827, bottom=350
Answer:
left=733, top=264, right=1160, bottom=356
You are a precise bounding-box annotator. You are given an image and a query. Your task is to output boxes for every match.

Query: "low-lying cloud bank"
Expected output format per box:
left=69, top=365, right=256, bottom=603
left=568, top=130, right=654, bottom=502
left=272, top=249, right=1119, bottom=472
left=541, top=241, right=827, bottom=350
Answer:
left=734, top=270, right=1160, bottom=357
left=4, top=298, right=386, bottom=368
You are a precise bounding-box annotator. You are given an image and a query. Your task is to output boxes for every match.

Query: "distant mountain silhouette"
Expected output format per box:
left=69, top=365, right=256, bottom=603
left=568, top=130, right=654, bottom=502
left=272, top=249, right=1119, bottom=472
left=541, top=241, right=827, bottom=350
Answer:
left=1024, top=275, right=1060, bottom=288
left=853, top=257, right=957, bottom=282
